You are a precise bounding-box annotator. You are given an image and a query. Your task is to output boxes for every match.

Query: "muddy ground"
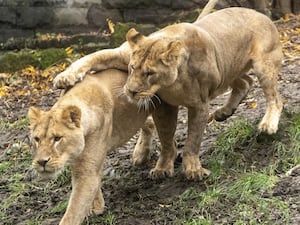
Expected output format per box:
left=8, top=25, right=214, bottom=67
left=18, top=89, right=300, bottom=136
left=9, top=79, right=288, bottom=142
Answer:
left=0, top=16, right=299, bottom=225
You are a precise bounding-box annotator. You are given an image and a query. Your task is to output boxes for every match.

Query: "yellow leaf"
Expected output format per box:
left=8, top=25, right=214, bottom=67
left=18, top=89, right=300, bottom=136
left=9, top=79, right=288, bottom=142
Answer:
left=107, top=18, right=115, bottom=34
left=16, top=89, right=26, bottom=96
left=0, top=82, right=6, bottom=98
left=24, top=65, right=36, bottom=73
left=65, top=47, right=73, bottom=56
left=250, top=102, right=257, bottom=109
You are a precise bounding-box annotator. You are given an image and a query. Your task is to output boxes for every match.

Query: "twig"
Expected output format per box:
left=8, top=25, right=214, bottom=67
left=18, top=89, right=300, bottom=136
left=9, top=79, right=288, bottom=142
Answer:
left=286, top=164, right=300, bottom=176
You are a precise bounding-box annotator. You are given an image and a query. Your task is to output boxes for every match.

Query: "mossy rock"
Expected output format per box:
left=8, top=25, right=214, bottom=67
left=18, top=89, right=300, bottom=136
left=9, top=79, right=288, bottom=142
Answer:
left=33, top=48, right=67, bottom=69
left=0, top=51, right=38, bottom=72
left=0, top=48, right=67, bottom=72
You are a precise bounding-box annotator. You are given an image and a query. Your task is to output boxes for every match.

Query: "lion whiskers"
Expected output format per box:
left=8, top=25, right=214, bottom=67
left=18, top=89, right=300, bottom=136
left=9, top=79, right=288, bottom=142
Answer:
left=112, top=85, right=126, bottom=98
left=137, top=97, right=150, bottom=112
left=112, top=85, right=162, bottom=112
left=137, top=94, right=161, bottom=112
left=153, top=94, right=161, bottom=104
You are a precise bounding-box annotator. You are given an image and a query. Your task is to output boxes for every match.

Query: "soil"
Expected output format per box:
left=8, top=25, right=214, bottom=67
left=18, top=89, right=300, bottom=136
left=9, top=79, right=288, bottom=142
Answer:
left=0, top=16, right=299, bottom=225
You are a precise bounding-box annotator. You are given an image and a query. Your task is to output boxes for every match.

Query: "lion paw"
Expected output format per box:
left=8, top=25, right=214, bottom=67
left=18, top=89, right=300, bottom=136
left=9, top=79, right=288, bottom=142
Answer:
left=89, top=189, right=105, bottom=215
left=258, top=114, right=280, bottom=135
left=90, top=205, right=104, bottom=216
left=132, top=149, right=150, bottom=166
left=183, top=156, right=210, bottom=180
left=150, top=168, right=174, bottom=179
left=213, top=108, right=236, bottom=122
left=53, top=67, right=87, bottom=89
left=258, top=122, right=278, bottom=134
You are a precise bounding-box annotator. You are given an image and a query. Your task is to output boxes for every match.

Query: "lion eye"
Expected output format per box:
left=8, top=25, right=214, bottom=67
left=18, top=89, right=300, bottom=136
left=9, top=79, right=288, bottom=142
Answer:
left=145, top=70, right=155, bottom=77
left=34, top=136, right=40, bottom=143
left=53, top=136, right=62, bottom=142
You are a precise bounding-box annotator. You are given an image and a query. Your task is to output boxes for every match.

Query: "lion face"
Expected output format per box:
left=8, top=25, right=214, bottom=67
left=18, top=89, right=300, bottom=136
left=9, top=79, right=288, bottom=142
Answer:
left=28, top=106, right=84, bottom=180
left=124, top=28, right=185, bottom=103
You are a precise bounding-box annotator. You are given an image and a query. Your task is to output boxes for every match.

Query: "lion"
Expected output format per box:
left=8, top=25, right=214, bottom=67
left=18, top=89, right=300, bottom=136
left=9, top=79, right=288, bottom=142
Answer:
left=28, top=69, right=179, bottom=225
left=53, top=4, right=283, bottom=180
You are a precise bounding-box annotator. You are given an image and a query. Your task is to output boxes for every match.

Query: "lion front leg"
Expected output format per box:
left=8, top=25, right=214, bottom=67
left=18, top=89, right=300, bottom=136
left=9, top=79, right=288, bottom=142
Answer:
left=53, top=42, right=130, bottom=89
left=59, top=169, right=104, bottom=225
left=150, top=102, right=178, bottom=179
left=183, top=104, right=211, bottom=180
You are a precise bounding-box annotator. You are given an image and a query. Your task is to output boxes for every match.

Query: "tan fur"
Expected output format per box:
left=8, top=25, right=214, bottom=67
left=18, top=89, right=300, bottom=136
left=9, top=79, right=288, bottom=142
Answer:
left=28, top=69, right=160, bottom=225
left=53, top=7, right=283, bottom=180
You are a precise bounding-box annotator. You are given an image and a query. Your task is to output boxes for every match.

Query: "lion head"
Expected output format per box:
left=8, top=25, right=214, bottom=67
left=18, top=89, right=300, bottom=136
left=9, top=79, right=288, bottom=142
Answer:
left=28, top=105, right=84, bottom=180
left=124, top=28, right=187, bottom=103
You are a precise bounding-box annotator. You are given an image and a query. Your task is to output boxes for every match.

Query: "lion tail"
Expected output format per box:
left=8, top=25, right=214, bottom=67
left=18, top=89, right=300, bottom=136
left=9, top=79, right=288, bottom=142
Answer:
left=196, top=0, right=219, bottom=21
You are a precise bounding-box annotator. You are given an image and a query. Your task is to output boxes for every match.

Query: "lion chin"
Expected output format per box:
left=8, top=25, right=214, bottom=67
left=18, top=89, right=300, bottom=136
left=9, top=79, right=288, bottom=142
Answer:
left=33, top=165, right=64, bottom=181
left=38, top=171, right=58, bottom=180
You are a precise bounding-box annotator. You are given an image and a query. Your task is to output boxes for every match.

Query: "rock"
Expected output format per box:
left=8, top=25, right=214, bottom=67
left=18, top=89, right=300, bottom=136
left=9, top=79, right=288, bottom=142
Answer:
left=0, top=28, right=34, bottom=43
left=87, top=4, right=123, bottom=27
left=16, top=7, right=54, bottom=28
left=171, top=0, right=203, bottom=9
left=54, top=8, right=88, bottom=25
left=0, top=7, right=17, bottom=24
left=123, top=8, right=174, bottom=24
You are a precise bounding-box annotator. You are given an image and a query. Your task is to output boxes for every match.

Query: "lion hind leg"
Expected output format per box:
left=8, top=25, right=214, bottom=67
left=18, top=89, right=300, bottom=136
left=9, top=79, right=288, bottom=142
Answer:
left=253, top=56, right=283, bottom=134
left=132, top=116, right=155, bottom=166
left=213, top=74, right=253, bottom=122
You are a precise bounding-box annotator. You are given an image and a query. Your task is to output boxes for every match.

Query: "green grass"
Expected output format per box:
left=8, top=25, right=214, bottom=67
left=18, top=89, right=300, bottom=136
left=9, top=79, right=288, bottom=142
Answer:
left=0, top=117, right=29, bottom=130
left=86, top=211, right=117, bottom=225
left=50, top=198, right=69, bottom=215
left=0, top=161, right=11, bottom=172
left=177, top=110, right=300, bottom=225
left=207, top=119, right=256, bottom=181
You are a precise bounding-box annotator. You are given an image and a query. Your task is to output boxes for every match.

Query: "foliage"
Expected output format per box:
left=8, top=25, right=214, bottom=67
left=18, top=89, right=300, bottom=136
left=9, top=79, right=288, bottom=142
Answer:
left=0, top=48, right=67, bottom=72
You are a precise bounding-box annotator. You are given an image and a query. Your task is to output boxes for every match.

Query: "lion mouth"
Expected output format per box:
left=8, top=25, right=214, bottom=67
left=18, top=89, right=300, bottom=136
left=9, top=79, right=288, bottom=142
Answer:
left=36, top=170, right=57, bottom=180
left=33, top=164, right=63, bottom=180
left=123, top=85, right=161, bottom=111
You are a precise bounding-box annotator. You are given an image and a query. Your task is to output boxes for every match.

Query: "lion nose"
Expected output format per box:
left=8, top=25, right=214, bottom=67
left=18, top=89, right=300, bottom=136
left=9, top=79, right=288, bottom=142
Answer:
left=129, top=90, right=138, bottom=97
left=125, top=86, right=138, bottom=98
left=37, top=158, right=50, bottom=167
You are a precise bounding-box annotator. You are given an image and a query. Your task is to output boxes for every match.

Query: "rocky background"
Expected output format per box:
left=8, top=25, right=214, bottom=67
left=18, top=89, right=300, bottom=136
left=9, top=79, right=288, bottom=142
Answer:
left=0, top=0, right=299, bottom=43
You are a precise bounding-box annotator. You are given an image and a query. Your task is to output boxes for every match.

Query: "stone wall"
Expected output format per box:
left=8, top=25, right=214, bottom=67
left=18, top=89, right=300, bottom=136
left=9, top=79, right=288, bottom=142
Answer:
left=0, top=0, right=299, bottom=43
left=0, top=0, right=250, bottom=43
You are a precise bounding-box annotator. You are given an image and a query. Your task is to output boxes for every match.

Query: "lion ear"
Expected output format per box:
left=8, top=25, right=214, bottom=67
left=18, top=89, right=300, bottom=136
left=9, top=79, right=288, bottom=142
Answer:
left=126, top=28, right=145, bottom=49
left=61, top=106, right=81, bottom=128
left=160, top=40, right=183, bottom=65
left=28, top=107, right=42, bottom=124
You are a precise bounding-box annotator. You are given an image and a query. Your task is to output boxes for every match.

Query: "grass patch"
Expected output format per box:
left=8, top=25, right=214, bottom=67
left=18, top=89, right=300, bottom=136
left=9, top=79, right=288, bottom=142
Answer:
left=226, top=172, right=277, bottom=201
left=207, top=119, right=256, bottom=181
left=0, top=117, right=29, bottom=130
left=86, top=211, right=117, bottom=225
left=0, top=161, right=11, bottom=173
left=50, top=198, right=69, bottom=215
left=174, top=110, right=299, bottom=224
